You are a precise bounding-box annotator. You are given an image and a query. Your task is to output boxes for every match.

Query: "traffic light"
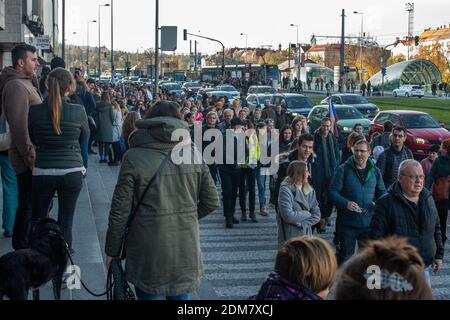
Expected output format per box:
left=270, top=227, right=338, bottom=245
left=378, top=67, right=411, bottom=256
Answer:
left=381, top=67, right=387, bottom=77
left=414, top=35, right=420, bottom=46
left=183, top=29, right=188, bottom=41
left=343, top=66, right=350, bottom=73
left=290, top=43, right=296, bottom=49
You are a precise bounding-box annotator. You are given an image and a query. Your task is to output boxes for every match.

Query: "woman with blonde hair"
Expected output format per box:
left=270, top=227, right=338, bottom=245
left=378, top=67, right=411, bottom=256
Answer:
left=277, top=161, right=321, bottom=247
left=28, top=68, right=89, bottom=253
left=252, top=236, right=337, bottom=300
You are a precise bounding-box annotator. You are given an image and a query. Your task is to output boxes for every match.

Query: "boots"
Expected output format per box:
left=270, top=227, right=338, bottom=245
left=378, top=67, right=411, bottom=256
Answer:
left=241, top=212, right=248, bottom=222
left=250, top=212, right=258, bottom=223
left=225, top=217, right=233, bottom=229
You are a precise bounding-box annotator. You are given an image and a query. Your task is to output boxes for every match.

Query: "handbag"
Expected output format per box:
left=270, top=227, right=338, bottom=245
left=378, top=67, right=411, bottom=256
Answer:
left=432, top=176, right=450, bottom=201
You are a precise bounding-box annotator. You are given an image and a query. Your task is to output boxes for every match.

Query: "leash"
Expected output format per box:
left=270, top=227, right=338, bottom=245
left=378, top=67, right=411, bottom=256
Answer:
left=65, top=246, right=114, bottom=298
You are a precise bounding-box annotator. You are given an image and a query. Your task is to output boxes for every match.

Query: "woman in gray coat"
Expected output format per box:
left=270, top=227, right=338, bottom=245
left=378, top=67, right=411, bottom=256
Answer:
left=277, top=161, right=321, bottom=247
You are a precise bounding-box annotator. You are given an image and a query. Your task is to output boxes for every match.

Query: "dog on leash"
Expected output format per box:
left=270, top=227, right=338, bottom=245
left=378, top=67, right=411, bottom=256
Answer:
left=0, top=218, right=68, bottom=300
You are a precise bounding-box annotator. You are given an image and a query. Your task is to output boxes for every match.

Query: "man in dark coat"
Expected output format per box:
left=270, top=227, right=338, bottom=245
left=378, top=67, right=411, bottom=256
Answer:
left=370, top=159, right=444, bottom=287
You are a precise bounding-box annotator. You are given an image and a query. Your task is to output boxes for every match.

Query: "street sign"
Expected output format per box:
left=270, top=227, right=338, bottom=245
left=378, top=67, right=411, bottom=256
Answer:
left=34, top=36, right=51, bottom=50
left=161, top=26, right=177, bottom=51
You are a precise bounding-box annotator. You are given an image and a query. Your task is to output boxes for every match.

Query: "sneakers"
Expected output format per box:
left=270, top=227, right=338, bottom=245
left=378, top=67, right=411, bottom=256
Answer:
left=260, top=208, right=268, bottom=216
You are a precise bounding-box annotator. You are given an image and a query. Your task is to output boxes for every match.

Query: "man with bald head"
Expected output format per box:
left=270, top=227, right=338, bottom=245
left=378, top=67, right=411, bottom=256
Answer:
left=370, top=159, right=444, bottom=287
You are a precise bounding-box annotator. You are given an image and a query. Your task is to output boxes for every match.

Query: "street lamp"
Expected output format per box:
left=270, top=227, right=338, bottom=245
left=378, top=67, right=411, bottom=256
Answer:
left=68, top=32, right=77, bottom=70
left=98, top=3, right=110, bottom=78
left=290, top=24, right=300, bottom=86
left=240, top=33, right=248, bottom=49
left=353, top=11, right=364, bottom=87
left=86, top=20, right=97, bottom=77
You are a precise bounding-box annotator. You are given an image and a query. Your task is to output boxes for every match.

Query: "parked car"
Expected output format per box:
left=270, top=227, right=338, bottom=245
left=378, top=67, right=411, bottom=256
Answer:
left=393, top=85, right=424, bottom=98
left=203, top=90, right=240, bottom=106
left=183, top=82, right=202, bottom=96
left=271, top=93, right=315, bottom=117
left=215, top=85, right=240, bottom=95
left=247, top=85, right=276, bottom=95
left=321, top=94, right=379, bottom=119
left=369, top=110, right=450, bottom=158
left=308, top=105, right=371, bottom=140
left=246, top=93, right=274, bottom=112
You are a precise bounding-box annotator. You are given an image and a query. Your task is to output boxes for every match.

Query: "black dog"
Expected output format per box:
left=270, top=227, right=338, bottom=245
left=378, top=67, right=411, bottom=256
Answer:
left=0, top=218, right=68, bottom=300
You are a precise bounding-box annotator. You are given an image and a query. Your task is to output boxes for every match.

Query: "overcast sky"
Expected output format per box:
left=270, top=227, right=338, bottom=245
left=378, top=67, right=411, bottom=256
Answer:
left=61, top=0, right=450, bottom=54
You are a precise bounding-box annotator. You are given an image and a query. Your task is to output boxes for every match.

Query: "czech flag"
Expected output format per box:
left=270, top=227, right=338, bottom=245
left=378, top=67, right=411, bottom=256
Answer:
left=329, top=99, right=339, bottom=138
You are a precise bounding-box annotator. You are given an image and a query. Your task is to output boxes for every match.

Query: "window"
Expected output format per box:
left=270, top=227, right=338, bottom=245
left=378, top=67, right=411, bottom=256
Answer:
left=375, top=113, right=391, bottom=125
left=341, top=95, right=369, bottom=104
left=402, top=114, right=439, bottom=129
left=336, top=107, right=364, bottom=120
left=387, top=114, right=401, bottom=126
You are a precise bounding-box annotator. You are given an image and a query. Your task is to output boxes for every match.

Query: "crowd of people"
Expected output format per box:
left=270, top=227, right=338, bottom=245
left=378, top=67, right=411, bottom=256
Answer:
left=0, top=44, right=448, bottom=300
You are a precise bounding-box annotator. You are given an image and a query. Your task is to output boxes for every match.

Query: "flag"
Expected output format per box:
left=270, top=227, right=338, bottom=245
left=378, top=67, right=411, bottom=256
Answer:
left=329, top=99, right=339, bottom=138
left=122, top=82, right=126, bottom=98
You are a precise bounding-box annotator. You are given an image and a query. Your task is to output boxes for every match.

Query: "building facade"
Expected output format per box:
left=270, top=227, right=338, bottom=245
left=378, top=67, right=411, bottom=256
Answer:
left=0, top=0, right=59, bottom=69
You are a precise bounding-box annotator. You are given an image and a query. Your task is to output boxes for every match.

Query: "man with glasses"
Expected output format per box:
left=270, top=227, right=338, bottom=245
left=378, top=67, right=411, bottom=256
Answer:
left=376, top=127, right=413, bottom=189
left=370, top=159, right=444, bottom=287
left=330, top=140, right=386, bottom=265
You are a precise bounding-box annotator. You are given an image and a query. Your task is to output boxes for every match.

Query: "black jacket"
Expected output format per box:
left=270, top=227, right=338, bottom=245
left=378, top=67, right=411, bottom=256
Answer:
left=369, top=182, right=444, bottom=266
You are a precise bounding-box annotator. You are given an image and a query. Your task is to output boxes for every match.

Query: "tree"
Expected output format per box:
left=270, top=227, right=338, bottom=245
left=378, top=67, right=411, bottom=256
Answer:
left=387, top=54, right=406, bottom=66
left=413, top=42, right=450, bottom=82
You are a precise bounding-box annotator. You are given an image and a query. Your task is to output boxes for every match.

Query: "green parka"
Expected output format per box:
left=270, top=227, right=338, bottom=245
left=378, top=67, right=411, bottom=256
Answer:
left=105, top=116, right=219, bottom=296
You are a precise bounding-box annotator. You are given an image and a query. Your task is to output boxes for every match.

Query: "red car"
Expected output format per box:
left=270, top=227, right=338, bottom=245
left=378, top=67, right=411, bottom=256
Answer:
left=369, top=110, right=450, bottom=158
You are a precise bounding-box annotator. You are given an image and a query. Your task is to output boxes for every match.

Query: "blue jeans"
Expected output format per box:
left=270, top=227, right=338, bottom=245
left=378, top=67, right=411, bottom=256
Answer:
left=0, top=154, right=18, bottom=233
left=423, top=267, right=432, bottom=288
left=135, top=287, right=189, bottom=301
left=256, top=167, right=267, bottom=210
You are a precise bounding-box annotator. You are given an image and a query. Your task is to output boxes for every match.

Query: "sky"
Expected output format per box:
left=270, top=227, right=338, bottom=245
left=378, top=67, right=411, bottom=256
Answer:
left=61, top=0, right=450, bottom=55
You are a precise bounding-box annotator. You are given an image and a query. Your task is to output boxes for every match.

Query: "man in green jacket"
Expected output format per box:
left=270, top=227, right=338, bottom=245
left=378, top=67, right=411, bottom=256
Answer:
left=105, top=101, right=219, bottom=300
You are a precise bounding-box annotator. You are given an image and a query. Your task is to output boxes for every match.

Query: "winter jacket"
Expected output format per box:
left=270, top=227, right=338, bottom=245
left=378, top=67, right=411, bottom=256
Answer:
left=369, top=182, right=444, bottom=266
left=313, top=128, right=340, bottom=180
left=111, top=108, right=122, bottom=142
left=0, top=67, right=42, bottom=174
left=370, top=132, right=391, bottom=150
left=376, top=146, right=413, bottom=189
left=95, top=103, right=118, bottom=143
left=105, top=117, right=219, bottom=296
left=251, top=272, right=323, bottom=300
left=277, top=180, right=321, bottom=246
left=330, top=157, right=386, bottom=228
left=28, top=97, right=89, bottom=169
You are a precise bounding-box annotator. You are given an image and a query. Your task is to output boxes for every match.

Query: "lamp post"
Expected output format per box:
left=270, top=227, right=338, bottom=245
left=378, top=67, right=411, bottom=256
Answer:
left=240, top=33, right=248, bottom=49
left=98, top=3, right=110, bottom=78
left=290, top=23, right=300, bottom=84
left=86, top=20, right=96, bottom=77
left=110, top=0, right=115, bottom=83
left=68, top=32, right=76, bottom=71
left=353, top=11, right=364, bottom=87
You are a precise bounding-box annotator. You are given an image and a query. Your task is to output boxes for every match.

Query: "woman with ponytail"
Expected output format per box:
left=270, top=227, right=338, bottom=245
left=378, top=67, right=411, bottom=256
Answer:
left=28, top=68, right=90, bottom=253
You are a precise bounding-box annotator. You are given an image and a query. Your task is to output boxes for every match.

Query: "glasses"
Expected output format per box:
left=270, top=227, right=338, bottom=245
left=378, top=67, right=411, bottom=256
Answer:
left=401, top=174, right=425, bottom=181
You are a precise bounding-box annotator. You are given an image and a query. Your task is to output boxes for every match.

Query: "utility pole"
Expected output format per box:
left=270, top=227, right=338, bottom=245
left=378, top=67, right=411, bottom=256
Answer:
left=62, top=0, right=65, bottom=60
left=194, top=40, right=198, bottom=72
left=154, top=0, right=159, bottom=97
left=405, top=3, right=415, bottom=61
left=339, top=9, right=346, bottom=93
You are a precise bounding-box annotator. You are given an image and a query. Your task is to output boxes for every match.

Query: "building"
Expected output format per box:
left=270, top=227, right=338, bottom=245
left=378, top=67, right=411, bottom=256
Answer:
left=391, top=25, right=450, bottom=60
left=368, top=59, right=441, bottom=93
left=0, top=0, right=59, bottom=69
left=306, top=44, right=341, bottom=69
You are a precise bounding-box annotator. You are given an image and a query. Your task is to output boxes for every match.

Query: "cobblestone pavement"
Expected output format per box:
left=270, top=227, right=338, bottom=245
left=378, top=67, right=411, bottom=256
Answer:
left=1, top=156, right=449, bottom=299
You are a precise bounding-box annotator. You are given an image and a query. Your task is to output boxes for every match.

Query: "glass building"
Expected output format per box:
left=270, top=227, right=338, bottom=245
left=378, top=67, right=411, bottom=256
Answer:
left=368, top=59, right=442, bottom=93
left=300, top=63, right=335, bottom=84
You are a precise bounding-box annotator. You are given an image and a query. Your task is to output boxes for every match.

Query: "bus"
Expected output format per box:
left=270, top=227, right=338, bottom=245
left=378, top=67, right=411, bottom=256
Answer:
left=200, top=64, right=280, bottom=84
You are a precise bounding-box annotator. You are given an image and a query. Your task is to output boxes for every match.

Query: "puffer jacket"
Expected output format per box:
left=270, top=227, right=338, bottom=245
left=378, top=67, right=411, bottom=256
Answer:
left=105, top=116, right=219, bottom=296
left=28, top=97, right=89, bottom=169
left=330, top=157, right=386, bottom=228
left=369, top=182, right=444, bottom=266
left=0, top=67, right=42, bottom=174
left=277, top=180, right=321, bottom=247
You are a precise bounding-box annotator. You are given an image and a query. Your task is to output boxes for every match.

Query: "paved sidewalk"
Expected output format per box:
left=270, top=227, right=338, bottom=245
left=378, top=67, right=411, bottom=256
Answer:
left=1, top=154, right=450, bottom=300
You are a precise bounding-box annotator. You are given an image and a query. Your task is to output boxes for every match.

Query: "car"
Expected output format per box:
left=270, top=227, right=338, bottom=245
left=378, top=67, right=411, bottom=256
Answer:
left=215, top=85, right=240, bottom=95
left=138, top=78, right=152, bottom=86
left=160, top=82, right=184, bottom=96
left=308, top=105, right=371, bottom=140
left=321, top=94, right=379, bottom=119
left=246, top=93, right=274, bottom=112
left=393, top=85, right=424, bottom=98
left=247, top=85, right=276, bottom=95
left=183, top=82, right=202, bottom=95
left=197, top=87, right=217, bottom=96
left=271, top=93, right=315, bottom=117
left=203, top=90, right=240, bottom=106
left=369, top=110, right=450, bottom=158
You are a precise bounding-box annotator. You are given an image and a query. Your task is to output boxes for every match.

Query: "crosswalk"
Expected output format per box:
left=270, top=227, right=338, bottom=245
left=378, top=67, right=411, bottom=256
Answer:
left=199, top=190, right=450, bottom=300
